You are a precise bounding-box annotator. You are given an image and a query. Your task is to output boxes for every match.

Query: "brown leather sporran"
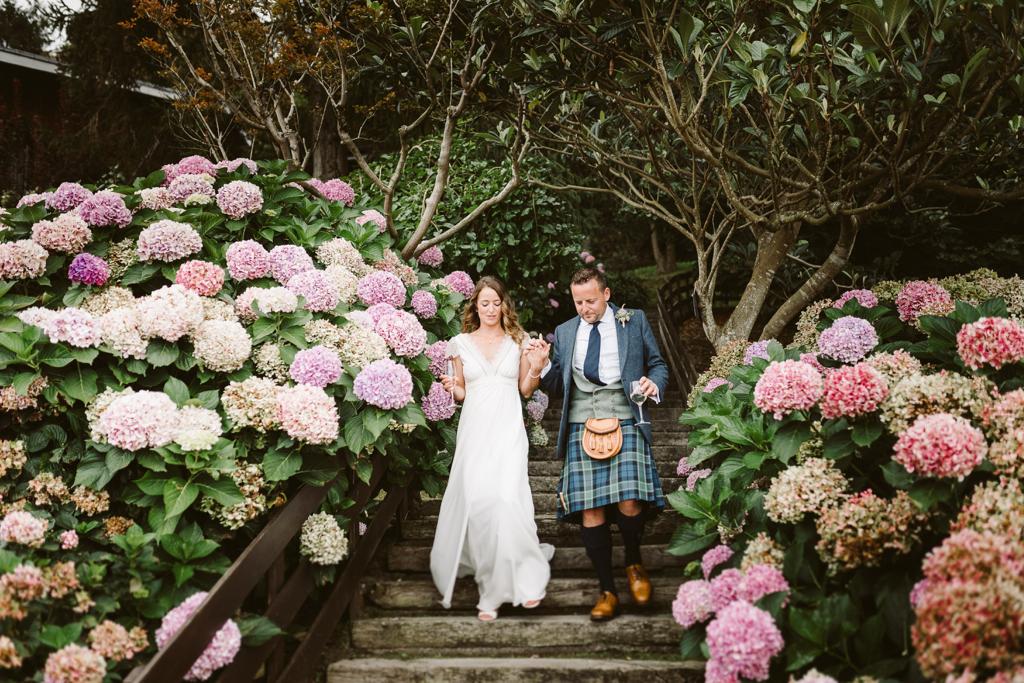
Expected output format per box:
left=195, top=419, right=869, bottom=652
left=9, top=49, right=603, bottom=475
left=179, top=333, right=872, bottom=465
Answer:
left=581, top=417, right=623, bottom=460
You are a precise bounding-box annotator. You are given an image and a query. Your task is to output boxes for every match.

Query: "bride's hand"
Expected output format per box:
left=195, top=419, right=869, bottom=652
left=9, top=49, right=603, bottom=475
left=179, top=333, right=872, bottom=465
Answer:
left=440, top=374, right=456, bottom=391
left=527, top=341, right=550, bottom=370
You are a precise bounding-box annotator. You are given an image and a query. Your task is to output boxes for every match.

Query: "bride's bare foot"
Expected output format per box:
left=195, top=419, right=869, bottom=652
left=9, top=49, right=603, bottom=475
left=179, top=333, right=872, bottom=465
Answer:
left=524, top=599, right=541, bottom=609
left=477, top=609, right=498, bottom=621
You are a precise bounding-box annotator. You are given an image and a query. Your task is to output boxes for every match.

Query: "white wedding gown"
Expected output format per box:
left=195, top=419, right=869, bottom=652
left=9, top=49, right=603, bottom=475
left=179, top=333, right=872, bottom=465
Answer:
left=430, top=333, right=554, bottom=612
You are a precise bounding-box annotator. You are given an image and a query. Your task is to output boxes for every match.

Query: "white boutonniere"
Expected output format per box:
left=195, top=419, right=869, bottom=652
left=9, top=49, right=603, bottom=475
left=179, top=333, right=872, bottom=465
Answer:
left=615, top=306, right=633, bottom=327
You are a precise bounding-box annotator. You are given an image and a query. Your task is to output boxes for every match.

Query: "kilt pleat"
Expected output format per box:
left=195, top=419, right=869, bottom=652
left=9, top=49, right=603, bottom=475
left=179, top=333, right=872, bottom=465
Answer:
left=555, top=420, right=665, bottom=524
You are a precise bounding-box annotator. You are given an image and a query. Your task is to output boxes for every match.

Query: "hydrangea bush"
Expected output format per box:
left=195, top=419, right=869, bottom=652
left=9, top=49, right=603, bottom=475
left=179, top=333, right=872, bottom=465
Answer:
left=0, top=157, right=468, bottom=679
left=672, top=272, right=1024, bottom=681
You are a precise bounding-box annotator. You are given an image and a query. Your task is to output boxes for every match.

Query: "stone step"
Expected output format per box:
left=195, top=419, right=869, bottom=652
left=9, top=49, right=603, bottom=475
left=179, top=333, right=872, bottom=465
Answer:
left=385, top=543, right=687, bottom=574
left=528, top=444, right=686, bottom=461
left=527, top=460, right=683, bottom=478
left=362, top=575, right=681, bottom=611
left=327, top=657, right=702, bottom=682
left=348, top=614, right=683, bottom=656
left=401, top=513, right=679, bottom=545
left=416, top=479, right=682, bottom=515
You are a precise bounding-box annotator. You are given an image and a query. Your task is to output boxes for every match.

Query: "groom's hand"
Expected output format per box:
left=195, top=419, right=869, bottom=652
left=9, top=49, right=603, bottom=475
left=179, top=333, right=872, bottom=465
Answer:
left=637, top=376, right=659, bottom=398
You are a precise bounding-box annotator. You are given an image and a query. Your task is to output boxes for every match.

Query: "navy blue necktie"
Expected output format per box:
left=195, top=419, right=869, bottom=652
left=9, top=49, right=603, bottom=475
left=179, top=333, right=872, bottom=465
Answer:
left=583, top=321, right=605, bottom=386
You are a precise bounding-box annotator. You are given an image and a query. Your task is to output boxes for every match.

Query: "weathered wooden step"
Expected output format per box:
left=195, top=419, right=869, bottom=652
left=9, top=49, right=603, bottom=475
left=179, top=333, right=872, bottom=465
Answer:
left=348, top=614, right=683, bottom=656
left=386, top=543, right=686, bottom=574
left=362, top=575, right=681, bottom=611
left=401, top=513, right=679, bottom=544
left=528, top=444, right=686, bottom=461
left=327, top=657, right=702, bottom=682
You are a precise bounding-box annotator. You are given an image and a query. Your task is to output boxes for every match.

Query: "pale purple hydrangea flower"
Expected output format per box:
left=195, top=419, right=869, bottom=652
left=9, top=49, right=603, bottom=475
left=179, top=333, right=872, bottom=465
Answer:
left=68, top=253, right=110, bottom=286
left=168, top=173, right=215, bottom=202
left=703, top=377, right=731, bottom=392
left=155, top=592, right=241, bottom=681
left=309, top=178, right=355, bottom=205
left=834, top=289, right=878, bottom=309
left=676, top=457, right=693, bottom=476
left=743, top=340, right=773, bottom=365
left=137, top=186, right=175, bottom=210
left=425, top=340, right=449, bottom=378
left=702, top=544, right=735, bottom=579
left=374, top=309, right=427, bottom=357
left=287, top=270, right=340, bottom=312
left=526, top=391, right=549, bottom=421
left=416, top=245, right=443, bottom=268
left=215, top=158, right=258, bottom=174
left=216, top=180, right=263, bottom=219
left=289, top=346, right=343, bottom=387
left=225, top=240, right=271, bottom=280
left=686, top=468, right=712, bottom=491
left=817, top=316, right=878, bottom=363
left=354, top=359, right=414, bottom=409
left=78, top=190, right=131, bottom=228
left=422, top=381, right=456, bottom=421
left=357, top=270, right=406, bottom=307
left=411, top=290, right=438, bottom=318
left=443, top=270, right=474, bottom=297
left=137, top=220, right=203, bottom=262
left=355, top=209, right=387, bottom=232
left=46, top=182, right=93, bottom=212
left=163, top=155, right=216, bottom=184
left=17, top=192, right=51, bottom=208
left=269, top=245, right=314, bottom=284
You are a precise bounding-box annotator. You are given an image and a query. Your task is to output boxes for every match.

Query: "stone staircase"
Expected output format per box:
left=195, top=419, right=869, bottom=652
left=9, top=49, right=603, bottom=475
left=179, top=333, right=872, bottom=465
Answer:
left=326, top=375, right=701, bottom=680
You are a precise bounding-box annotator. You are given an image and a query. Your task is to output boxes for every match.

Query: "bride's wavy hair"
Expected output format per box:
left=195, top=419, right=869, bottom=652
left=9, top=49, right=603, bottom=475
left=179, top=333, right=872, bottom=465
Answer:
left=461, top=276, right=526, bottom=346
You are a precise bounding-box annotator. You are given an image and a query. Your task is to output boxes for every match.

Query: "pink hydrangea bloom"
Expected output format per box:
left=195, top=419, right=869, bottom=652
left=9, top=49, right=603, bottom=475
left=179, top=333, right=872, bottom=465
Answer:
left=216, top=180, right=263, bottom=219
left=164, top=155, right=216, bottom=182
left=357, top=270, right=406, bottom=307
left=526, top=390, right=549, bottom=422
left=68, top=253, right=110, bottom=286
left=17, top=191, right=52, bottom=207
left=0, top=239, right=48, bottom=279
left=168, top=173, right=215, bottom=202
left=425, top=340, right=449, bottom=378
left=417, top=245, right=443, bottom=268
left=702, top=544, right=735, bottom=579
left=287, top=270, right=340, bottom=312
left=137, top=220, right=203, bottom=262
left=39, top=307, right=100, bottom=347
left=705, top=601, right=784, bottom=683
left=703, top=377, right=732, bottom=392
left=289, top=346, right=343, bottom=387
left=0, top=510, right=47, bottom=546
left=737, top=564, right=790, bottom=604
left=225, top=240, right=271, bottom=280
left=687, top=468, right=712, bottom=491
left=799, top=352, right=826, bottom=374
left=896, top=280, right=954, bottom=322
left=43, top=643, right=106, bottom=683
left=753, top=360, right=824, bottom=419
left=422, top=381, right=456, bottom=421
left=817, top=316, right=878, bottom=363
left=819, top=363, right=889, bottom=419
left=137, top=186, right=175, bottom=210
left=308, top=178, right=355, bottom=205
left=411, top=290, right=438, bottom=318
left=269, top=245, right=314, bottom=284
left=215, top=158, right=258, bottom=174
left=32, top=213, right=92, bottom=253
left=672, top=579, right=713, bottom=628
left=276, top=384, right=339, bottom=445
left=46, top=182, right=93, bottom=212
left=893, top=413, right=988, bottom=479
left=549, top=298, right=560, bottom=309
left=355, top=209, right=387, bottom=232
left=354, top=359, right=414, bottom=409
left=579, top=250, right=596, bottom=264
left=176, top=260, right=225, bottom=296
left=60, top=529, right=79, bottom=549
left=136, top=284, right=205, bottom=342
left=677, top=458, right=693, bottom=476
left=956, top=316, right=1024, bottom=370
left=744, top=340, right=773, bottom=365
left=374, top=309, right=427, bottom=357
left=96, top=391, right=179, bottom=451
left=709, top=568, right=743, bottom=611
left=77, top=190, right=131, bottom=228
left=156, top=592, right=241, bottom=681
left=443, top=270, right=474, bottom=298
left=834, top=289, right=878, bottom=309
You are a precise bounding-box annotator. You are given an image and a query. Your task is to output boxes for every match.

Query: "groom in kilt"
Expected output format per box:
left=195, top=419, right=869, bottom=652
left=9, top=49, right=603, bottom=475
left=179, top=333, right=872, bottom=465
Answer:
left=525, top=267, right=669, bottom=621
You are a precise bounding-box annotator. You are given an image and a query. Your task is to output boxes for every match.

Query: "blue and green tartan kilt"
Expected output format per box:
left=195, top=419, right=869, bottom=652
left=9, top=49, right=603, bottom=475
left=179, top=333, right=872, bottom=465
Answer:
left=556, top=420, right=665, bottom=524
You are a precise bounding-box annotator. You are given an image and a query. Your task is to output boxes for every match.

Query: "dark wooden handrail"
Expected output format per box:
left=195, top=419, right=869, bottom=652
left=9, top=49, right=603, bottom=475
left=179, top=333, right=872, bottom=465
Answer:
left=656, top=272, right=701, bottom=396
left=126, top=451, right=407, bottom=683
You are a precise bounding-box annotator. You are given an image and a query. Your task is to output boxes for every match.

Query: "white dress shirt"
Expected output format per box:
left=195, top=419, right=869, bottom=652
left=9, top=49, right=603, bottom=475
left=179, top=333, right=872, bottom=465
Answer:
left=572, top=305, right=620, bottom=385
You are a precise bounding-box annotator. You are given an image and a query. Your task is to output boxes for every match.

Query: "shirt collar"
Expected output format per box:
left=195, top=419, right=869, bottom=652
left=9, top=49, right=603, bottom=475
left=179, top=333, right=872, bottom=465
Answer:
left=598, top=305, right=614, bottom=326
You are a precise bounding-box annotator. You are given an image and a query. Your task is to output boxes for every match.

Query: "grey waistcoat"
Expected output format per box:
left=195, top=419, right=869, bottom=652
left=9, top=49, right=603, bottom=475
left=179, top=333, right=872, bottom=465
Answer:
left=567, top=365, right=634, bottom=423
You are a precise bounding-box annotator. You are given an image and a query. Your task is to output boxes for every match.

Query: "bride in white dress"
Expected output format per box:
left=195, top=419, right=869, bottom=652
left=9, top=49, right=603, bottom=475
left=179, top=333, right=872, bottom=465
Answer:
left=430, top=276, right=554, bottom=621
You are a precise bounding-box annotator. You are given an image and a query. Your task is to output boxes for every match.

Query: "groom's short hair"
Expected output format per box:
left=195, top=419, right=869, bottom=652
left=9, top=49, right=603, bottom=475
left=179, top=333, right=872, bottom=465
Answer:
left=571, top=267, right=608, bottom=290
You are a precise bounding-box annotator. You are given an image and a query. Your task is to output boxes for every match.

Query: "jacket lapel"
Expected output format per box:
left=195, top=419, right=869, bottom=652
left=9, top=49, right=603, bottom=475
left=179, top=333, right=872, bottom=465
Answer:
left=565, top=317, right=581, bottom=387
left=612, top=304, right=629, bottom=377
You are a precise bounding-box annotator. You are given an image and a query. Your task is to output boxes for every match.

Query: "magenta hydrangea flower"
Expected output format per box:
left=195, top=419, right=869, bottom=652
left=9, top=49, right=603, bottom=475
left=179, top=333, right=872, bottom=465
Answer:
left=46, top=182, right=93, bottom=212
left=411, top=290, right=438, bottom=318
left=702, top=545, right=735, bottom=579
left=287, top=270, right=340, bottom=312
left=357, top=270, right=406, bottom=307
left=896, top=280, right=954, bottom=322
left=422, top=381, right=456, bottom=421
left=289, top=346, right=343, bottom=387
left=738, top=564, right=790, bottom=604
left=269, top=244, right=314, bottom=284
left=374, top=309, right=427, bottom=357
left=705, top=601, right=784, bottom=683
left=355, top=209, right=387, bottom=232
left=819, top=362, right=888, bottom=419
left=78, top=190, right=131, bottom=228
left=893, top=413, right=988, bottom=479
left=425, top=340, right=449, bottom=378
left=709, top=568, right=743, bottom=611
left=216, top=180, right=263, bottom=219
left=817, top=316, right=878, bottom=363
left=215, top=158, right=258, bottom=174
left=834, top=289, right=879, bottom=309
left=137, top=220, right=203, bottom=262
left=68, top=253, right=110, bottom=286
left=354, top=359, right=414, bottom=410
left=225, top=240, right=271, bottom=280
left=671, top=579, right=713, bottom=628
left=744, top=340, right=773, bottom=364
left=417, top=245, right=443, bottom=268
left=956, top=316, right=1024, bottom=370
left=156, top=591, right=241, bottom=681
left=176, top=260, right=225, bottom=296
left=308, top=178, right=355, bottom=205
left=753, top=360, right=824, bottom=419
left=443, top=270, right=474, bottom=297
left=703, top=377, right=732, bottom=393
left=276, top=384, right=339, bottom=444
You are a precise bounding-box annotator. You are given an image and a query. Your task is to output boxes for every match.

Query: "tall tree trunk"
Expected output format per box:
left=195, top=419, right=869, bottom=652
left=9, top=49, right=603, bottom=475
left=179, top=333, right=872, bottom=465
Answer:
left=651, top=227, right=676, bottom=274
left=709, top=222, right=801, bottom=348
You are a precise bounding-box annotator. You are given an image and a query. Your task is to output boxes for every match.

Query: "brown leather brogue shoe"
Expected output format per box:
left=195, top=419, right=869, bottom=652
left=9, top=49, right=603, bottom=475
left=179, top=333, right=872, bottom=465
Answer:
left=625, top=564, right=652, bottom=606
left=589, top=591, right=619, bottom=621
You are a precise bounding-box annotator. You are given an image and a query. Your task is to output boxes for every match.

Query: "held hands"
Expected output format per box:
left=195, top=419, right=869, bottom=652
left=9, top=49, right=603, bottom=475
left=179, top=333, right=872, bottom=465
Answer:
left=523, top=339, right=551, bottom=372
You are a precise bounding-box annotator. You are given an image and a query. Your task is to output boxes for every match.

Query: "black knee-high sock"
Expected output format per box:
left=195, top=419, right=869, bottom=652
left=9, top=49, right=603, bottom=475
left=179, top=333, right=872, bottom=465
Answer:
left=617, top=510, right=645, bottom=566
left=581, top=523, right=616, bottom=594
